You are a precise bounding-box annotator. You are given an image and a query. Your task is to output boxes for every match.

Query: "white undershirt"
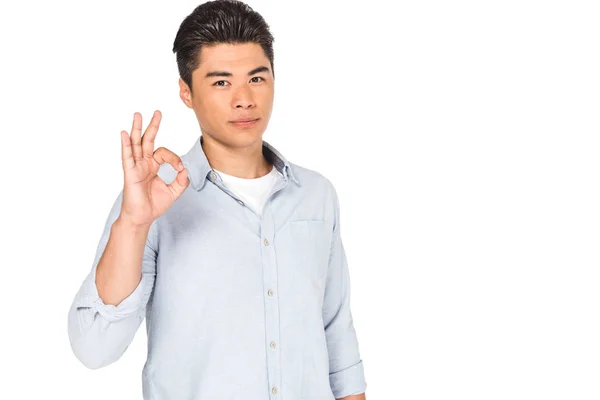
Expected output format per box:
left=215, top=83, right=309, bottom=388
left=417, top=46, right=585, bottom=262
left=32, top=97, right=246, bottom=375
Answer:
left=213, top=164, right=283, bottom=217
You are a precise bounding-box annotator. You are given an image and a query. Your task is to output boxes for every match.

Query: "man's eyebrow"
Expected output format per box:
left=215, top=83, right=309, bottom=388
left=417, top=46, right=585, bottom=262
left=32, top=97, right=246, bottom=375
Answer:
left=204, top=66, right=270, bottom=79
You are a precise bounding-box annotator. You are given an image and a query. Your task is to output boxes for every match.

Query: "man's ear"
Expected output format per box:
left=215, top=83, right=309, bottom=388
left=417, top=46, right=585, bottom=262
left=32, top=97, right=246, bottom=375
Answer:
left=179, top=77, right=193, bottom=108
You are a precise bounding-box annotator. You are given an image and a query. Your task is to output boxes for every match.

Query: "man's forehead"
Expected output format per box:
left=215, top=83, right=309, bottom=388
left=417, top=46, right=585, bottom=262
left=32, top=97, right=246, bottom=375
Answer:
left=196, top=55, right=270, bottom=80
left=200, top=43, right=266, bottom=64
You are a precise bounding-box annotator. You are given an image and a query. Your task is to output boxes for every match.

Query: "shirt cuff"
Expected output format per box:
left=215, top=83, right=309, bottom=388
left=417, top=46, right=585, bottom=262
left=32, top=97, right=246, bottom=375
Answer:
left=329, top=359, right=367, bottom=398
left=76, top=271, right=144, bottom=322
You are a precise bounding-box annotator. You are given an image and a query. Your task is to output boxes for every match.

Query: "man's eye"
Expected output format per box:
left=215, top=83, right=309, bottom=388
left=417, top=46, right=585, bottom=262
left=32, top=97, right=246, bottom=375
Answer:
left=213, top=77, right=263, bottom=86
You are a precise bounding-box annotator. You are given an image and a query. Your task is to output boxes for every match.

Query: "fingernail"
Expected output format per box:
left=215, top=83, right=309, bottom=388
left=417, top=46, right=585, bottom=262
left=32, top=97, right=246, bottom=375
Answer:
left=178, top=163, right=184, bottom=170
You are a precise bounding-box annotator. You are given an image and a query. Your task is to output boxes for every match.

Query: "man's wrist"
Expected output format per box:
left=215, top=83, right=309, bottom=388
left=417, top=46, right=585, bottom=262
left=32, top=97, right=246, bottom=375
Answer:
left=115, top=214, right=153, bottom=233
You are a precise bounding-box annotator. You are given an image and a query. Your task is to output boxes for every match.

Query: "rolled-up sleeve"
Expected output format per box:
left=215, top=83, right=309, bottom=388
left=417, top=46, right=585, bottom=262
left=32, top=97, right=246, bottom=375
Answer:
left=67, top=190, right=157, bottom=369
left=322, top=183, right=367, bottom=398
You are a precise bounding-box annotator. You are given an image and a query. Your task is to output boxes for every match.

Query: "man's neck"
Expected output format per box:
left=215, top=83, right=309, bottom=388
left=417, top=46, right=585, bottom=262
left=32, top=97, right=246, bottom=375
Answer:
left=202, top=134, right=272, bottom=179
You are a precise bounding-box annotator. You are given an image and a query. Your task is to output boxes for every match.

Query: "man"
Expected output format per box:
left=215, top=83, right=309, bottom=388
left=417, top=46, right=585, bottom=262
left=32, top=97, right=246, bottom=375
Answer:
left=67, top=1, right=367, bottom=399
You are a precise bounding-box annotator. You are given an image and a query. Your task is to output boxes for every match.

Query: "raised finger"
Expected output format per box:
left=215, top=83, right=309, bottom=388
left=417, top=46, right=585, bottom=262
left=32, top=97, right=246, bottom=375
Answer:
left=130, top=112, right=143, bottom=160
left=142, top=110, right=162, bottom=157
left=121, top=130, right=135, bottom=170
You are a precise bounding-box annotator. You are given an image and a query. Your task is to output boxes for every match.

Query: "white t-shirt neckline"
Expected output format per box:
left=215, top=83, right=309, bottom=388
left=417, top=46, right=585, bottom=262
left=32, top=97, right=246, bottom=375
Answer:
left=212, top=164, right=284, bottom=217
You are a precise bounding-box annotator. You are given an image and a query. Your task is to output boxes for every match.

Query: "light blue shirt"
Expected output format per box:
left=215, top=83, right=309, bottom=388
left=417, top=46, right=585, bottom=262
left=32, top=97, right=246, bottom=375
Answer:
left=67, top=136, right=367, bottom=399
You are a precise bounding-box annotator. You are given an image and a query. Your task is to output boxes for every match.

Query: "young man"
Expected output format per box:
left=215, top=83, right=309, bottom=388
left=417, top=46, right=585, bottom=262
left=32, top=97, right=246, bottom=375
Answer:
left=67, top=1, right=367, bottom=399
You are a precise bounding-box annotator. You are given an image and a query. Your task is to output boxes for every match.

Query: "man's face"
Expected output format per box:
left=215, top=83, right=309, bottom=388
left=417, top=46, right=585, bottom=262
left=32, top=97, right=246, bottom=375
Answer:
left=179, top=42, right=274, bottom=148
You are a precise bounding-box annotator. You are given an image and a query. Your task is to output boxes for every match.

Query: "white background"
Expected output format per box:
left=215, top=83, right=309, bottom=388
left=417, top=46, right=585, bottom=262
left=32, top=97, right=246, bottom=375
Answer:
left=1, top=0, right=599, bottom=399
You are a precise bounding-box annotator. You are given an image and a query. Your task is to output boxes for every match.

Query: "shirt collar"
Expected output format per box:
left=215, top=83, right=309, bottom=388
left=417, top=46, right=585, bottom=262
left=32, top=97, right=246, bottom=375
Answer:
left=182, top=135, right=300, bottom=192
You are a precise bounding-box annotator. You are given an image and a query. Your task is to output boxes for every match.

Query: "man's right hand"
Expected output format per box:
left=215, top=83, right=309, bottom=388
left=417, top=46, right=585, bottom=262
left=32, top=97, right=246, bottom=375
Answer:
left=119, top=110, right=190, bottom=228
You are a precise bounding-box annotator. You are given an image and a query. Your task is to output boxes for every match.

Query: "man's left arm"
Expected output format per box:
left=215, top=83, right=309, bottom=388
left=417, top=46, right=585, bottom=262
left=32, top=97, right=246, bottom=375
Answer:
left=323, top=183, right=367, bottom=400
left=337, top=394, right=366, bottom=400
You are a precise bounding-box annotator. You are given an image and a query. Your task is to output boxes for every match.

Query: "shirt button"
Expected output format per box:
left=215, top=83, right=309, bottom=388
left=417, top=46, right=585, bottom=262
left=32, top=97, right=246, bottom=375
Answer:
left=272, top=386, right=278, bottom=394
left=238, top=199, right=244, bottom=205
left=210, top=172, right=216, bottom=180
left=267, top=289, right=273, bottom=297
left=270, top=341, right=277, bottom=349
left=264, top=238, right=269, bottom=246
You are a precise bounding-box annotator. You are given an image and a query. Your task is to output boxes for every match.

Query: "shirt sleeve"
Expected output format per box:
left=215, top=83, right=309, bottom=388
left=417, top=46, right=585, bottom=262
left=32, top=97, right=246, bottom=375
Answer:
left=322, top=182, right=367, bottom=398
left=67, top=190, right=157, bottom=369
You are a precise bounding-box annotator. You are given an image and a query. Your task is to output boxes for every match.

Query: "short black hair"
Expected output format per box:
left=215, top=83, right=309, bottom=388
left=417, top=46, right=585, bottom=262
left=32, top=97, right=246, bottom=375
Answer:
left=172, top=0, right=275, bottom=92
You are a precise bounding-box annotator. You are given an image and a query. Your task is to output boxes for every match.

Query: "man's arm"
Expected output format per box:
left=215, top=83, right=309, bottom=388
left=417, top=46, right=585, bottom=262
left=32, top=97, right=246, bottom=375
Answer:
left=323, top=182, right=367, bottom=399
left=337, top=394, right=366, bottom=400
left=67, top=190, right=157, bottom=369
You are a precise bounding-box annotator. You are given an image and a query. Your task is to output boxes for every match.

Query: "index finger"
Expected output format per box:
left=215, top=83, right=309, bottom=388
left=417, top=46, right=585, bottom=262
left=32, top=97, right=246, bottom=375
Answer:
left=142, top=110, right=162, bottom=157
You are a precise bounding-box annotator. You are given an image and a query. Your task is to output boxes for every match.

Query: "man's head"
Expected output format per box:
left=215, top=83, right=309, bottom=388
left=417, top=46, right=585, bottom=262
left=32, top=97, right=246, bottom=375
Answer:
left=173, top=0, right=275, bottom=149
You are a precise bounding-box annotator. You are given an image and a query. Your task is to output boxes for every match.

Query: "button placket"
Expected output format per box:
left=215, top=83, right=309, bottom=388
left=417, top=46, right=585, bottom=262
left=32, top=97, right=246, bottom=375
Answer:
left=260, top=208, right=281, bottom=398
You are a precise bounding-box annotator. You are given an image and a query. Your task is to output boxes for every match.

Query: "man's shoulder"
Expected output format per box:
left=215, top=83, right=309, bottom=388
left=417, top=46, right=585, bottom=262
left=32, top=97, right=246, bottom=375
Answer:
left=288, top=161, right=336, bottom=192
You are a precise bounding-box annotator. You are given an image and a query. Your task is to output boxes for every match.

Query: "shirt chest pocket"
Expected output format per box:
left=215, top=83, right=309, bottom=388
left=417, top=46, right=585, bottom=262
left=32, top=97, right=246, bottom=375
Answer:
left=280, top=219, right=331, bottom=285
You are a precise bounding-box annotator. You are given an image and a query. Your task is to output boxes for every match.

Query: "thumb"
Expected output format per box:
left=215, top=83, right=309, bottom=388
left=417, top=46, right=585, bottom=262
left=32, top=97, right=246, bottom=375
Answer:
left=168, top=168, right=190, bottom=198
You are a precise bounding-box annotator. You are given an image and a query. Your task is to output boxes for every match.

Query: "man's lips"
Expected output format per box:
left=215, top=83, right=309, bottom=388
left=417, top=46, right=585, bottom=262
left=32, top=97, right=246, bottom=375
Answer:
left=231, top=118, right=259, bottom=123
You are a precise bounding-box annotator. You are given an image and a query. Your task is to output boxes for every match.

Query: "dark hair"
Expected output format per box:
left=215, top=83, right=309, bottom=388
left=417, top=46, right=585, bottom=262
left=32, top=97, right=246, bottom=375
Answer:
left=172, top=0, right=275, bottom=92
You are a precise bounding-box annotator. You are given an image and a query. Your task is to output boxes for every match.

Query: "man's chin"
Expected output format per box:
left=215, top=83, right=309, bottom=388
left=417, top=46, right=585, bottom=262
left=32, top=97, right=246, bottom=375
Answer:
left=207, top=129, right=265, bottom=149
